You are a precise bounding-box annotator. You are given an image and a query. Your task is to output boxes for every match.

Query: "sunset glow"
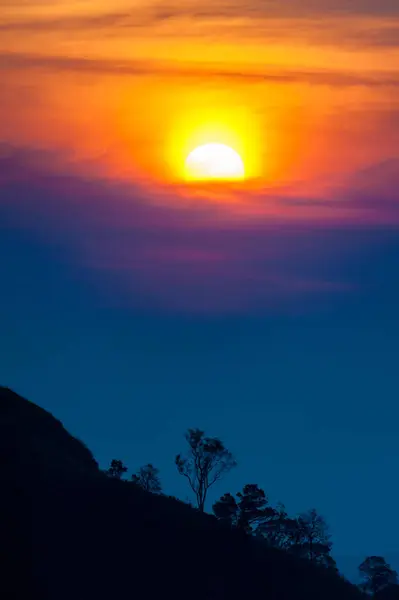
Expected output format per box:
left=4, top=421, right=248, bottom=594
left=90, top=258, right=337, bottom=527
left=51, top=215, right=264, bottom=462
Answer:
left=0, top=0, right=398, bottom=311
left=2, top=1, right=398, bottom=199
left=185, top=144, right=245, bottom=181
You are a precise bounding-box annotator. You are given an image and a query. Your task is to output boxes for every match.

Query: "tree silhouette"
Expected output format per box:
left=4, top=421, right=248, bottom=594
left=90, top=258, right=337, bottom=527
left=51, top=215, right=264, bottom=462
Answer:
left=213, top=484, right=277, bottom=534
left=213, top=492, right=239, bottom=527
left=256, top=502, right=298, bottom=550
left=213, top=492, right=336, bottom=570
left=359, top=556, right=398, bottom=595
left=236, top=484, right=274, bottom=532
left=287, top=509, right=334, bottom=567
left=175, top=428, right=236, bottom=512
left=131, top=464, right=162, bottom=493
left=106, top=459, right=128, bottom=479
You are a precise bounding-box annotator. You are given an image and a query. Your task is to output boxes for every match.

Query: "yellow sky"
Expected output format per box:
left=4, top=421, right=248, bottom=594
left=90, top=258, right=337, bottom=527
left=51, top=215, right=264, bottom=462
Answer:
left=1, top=0, right=398, bottom=202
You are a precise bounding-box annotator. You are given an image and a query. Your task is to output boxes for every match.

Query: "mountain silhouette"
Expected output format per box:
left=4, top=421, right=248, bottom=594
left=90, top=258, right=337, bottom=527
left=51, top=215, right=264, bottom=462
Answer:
left=0, top=387, right=365, bottom=600
left=0, top=386, right=99, bottom=481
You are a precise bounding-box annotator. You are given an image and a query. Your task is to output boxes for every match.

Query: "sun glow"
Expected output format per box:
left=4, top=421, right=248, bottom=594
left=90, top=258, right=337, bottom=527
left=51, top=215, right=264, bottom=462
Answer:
left=185, top=143, right=245, bottom=181
left=164, top=97, right=263, bottom=185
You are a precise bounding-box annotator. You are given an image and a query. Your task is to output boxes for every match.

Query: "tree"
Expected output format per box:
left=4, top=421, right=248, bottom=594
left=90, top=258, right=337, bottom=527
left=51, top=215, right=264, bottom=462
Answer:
left=322, top=554, right=339, bottom=573
left=288, top=508, right=333, bottom=567
left=236, top=484, right=276, bottom=533
left=175, top=428, right=236, bottom=512
left=213, top=484, right=276, bottom=534
left=256, top=503, right=298, bottom=550
left=131, top=464, right=162, bottom=493
left=359, top=556, right=398, bottom=596
left=212, top=493, right=239, bottom=527
left=106, top=459, right=128, bottom=479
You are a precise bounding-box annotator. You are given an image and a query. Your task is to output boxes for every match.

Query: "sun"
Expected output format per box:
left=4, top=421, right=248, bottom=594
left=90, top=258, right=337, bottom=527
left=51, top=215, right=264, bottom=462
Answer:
left=185, top=143, right=245, bottom=181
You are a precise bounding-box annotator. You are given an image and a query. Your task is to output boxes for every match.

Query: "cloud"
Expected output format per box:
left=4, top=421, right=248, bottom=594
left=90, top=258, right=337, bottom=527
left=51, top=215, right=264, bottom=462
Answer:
left=343, top=159, right=399, bottom=209
left=1, top=144, right=398, bottom=314
left=147, top=0, right=399, bottom=19
left=1, top=2, right=399, bottom=50
left=278, top=159, right=399, bottom=215
left=6, top=0, right=399, bottom=28
left=0, top=12, right=154, bottom=33
left=1, top=52, right=399, bottom=89
left=156, top=0, right=399, bottom=20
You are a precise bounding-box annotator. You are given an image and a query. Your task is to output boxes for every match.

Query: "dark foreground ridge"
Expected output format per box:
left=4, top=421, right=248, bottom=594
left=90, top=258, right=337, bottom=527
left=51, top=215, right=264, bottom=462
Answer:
left=0, top=386, right=364, bottom=600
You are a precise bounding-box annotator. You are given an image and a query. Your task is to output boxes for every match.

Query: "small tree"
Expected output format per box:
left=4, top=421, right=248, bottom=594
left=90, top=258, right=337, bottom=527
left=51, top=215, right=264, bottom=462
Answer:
left=213, top=484, right=276, bottom=534
left=175, top=428, right=236, bottom=512
left=106, top=459, right=128, bottom=479
left=288, top=508, right=333, bottom=566
left=236, top=484, right=276, bottom=533
left=213, top=493, right=239, bottom=527
left=359, top=556, right=398, bottom=596
left=257, top=503, right=298, bottom=550
left=131, top=464, right=162, bottom=493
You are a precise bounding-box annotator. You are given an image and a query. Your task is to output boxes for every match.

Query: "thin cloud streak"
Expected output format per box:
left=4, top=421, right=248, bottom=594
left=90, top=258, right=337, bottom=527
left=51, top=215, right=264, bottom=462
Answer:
left=1, top=10, right=399, bottom=51
left=139, top=0, right=399, bottom=19
left=4, top=0, right=399, bottom=18
left=1, top=52, right=399, bottom=88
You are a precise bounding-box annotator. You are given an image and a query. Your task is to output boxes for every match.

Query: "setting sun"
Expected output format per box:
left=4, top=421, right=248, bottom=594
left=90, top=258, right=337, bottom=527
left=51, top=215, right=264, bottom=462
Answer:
left=185, top=143, right=245, bottom=181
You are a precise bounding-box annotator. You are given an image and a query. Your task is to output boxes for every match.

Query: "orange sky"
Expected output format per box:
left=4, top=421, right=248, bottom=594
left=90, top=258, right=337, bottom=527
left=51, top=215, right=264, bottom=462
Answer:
left=1, top=0, right=399, bottom=223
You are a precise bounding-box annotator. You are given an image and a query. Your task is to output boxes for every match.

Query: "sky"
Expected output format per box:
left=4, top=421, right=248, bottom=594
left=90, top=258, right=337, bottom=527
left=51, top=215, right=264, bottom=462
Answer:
left=1, top=0, right=399, bottom=581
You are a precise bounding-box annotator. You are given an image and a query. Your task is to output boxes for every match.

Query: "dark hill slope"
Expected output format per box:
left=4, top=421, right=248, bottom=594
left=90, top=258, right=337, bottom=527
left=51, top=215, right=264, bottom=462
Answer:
left=0, top=387, right=365, bottom=600
left=0, top=386, right=98, bottom=481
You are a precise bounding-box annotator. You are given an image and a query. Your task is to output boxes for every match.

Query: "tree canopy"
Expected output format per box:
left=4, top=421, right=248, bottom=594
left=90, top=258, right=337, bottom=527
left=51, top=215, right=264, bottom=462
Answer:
left=106, top=459, right=128, bottom=479
left=359, top=556, right=398, bottom=595
left=175, top=428, right=236, bottom=512
left=132, top=463, right=162, bottom=493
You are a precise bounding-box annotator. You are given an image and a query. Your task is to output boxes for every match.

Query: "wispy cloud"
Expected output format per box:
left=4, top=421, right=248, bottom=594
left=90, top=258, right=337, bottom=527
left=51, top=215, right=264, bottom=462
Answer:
left=1, top=2, right=399, bottom=50
left=143, top=0, right=399, bottom=19
left=279, top=159, right=399, bottom=214
left=1, top=52, right=399, bottom=88
left=4, top=0, right=399, bottom=19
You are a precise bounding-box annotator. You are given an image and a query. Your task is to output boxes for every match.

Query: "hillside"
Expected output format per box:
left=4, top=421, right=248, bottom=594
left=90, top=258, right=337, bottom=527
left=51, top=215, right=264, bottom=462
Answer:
left=0, top=386, right=99, bottom=481
left=0, top=387, right=365, bottom=600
